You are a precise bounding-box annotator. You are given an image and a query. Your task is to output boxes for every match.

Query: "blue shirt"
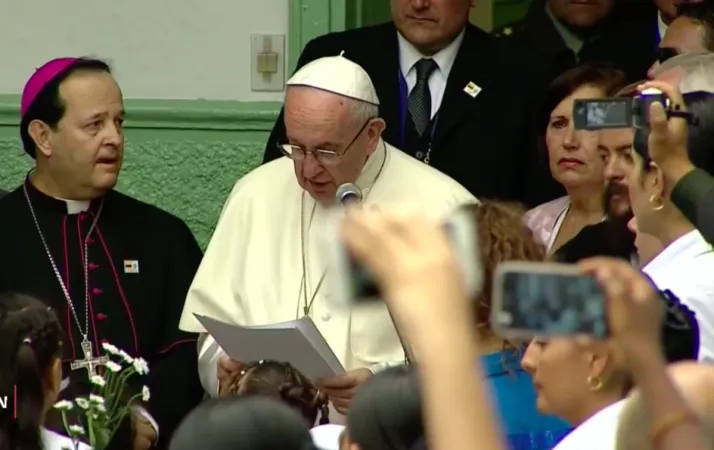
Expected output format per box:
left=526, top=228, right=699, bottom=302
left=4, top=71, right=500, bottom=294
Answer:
left=481, top=350, right=572, bottom=450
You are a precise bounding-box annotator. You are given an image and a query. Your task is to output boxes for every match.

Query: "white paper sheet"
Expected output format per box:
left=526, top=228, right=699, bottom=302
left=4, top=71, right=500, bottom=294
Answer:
left=194, top=314, right=345, bottom=381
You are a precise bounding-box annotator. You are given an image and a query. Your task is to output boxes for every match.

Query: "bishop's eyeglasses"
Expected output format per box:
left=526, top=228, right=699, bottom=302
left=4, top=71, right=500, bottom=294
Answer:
left=278, top=118, right=373, bottom=166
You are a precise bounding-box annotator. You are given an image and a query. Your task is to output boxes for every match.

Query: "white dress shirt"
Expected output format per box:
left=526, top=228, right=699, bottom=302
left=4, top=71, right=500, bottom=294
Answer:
left=553, top=400, right=625, bottom=450
left=642, top=230, right=714, bottom=362
left=397, top=30, right=464, bottom=119
left=658, top=11, right=668, bottom=42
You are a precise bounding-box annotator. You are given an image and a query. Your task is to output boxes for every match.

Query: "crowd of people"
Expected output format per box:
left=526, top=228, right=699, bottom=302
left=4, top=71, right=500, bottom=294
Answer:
left=1, top=0, right=714, bottom=449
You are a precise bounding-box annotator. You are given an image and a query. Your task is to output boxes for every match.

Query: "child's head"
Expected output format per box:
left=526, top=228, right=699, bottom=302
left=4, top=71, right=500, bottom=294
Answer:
left=343, top=365, right=423, bottom=450
left=223, top=360, right=329, bottom=426
left=0, top=293, right=63, bottom=450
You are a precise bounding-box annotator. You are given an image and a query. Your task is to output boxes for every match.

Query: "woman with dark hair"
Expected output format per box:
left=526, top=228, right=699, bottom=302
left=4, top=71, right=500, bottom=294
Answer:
left=0, top=292, right=89, bottom=450
left=624, top=90, right=714, bottom=363
left=525, top=65, right=626, bottom=254
left=169, top=396, right=315, bottom=450
left=219, top=359, right=330, bottom=427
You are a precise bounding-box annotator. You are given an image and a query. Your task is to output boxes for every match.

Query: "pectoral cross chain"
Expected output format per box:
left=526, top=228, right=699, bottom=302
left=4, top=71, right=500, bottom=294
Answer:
left=71, top=340, right=109, bottom=377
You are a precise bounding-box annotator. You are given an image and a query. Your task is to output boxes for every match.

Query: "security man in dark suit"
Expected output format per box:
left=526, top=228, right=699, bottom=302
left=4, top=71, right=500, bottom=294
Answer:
left=0, top=190, right=6, bottom=200
left=263, top=0, right=551, bottom=206
left=493, top=0, right=658, bottom=85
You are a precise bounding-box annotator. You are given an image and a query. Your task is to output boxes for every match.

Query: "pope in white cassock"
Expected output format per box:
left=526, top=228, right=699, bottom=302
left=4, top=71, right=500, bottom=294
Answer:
left=178, top=54, right=477, bottom=413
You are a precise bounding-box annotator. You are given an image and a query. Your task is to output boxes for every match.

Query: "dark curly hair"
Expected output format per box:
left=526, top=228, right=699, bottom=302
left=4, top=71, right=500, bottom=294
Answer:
left=0, top=293, right=62, bottom=450
left=461, top=201, right=546, bottom=337
left=222, top=360, right=329, bottom=426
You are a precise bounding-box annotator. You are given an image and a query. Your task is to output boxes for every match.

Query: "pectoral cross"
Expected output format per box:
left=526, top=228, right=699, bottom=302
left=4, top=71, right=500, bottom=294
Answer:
left=70, top=340, right=109, bottom=377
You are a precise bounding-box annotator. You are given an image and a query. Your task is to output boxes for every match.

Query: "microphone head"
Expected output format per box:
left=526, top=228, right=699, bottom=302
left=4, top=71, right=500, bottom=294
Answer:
left=335, top=183, right=362, bottom=205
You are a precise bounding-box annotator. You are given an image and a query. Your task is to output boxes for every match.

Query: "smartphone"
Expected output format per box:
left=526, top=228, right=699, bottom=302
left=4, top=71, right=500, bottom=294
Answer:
left=491, top=262, right=608, bottom=339
left=573, top=98, right=633, bottom=130
left=326, top=207, right=483, bottom=307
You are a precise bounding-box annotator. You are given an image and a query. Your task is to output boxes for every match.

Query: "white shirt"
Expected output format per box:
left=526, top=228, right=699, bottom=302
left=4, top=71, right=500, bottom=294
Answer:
left=41, top=427, right=91, bottom=450
left=642, top=230, right=714, bottom=362
left=398, top=30, right=464, bottom=119
left=658, top=11, right=668, bottom=42
left=553, top=400, right=626, bottom=450
left=310, top=424, right=345, bottom=450
left=179, top=140, right=477, bottom=397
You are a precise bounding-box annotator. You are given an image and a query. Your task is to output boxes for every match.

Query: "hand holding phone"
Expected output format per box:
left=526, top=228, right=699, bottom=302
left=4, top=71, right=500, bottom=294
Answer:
left=491, top=262, right=609, bottom=340
left=326, top=207, right=482, bottom=307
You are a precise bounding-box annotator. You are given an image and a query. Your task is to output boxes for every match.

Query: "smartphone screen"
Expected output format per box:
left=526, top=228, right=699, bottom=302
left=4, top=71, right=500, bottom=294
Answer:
left=340, top=209, right=481, bottom=305
left=573, top=99, right=632, bottom=130
left=494, top=270, right=608, bottom=339
left=346, top=221, right=459, bottom=300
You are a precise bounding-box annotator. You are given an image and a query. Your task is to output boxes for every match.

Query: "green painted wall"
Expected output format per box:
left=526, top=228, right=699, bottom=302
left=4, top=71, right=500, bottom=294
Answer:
left=0, top=95, right=279, bottom=248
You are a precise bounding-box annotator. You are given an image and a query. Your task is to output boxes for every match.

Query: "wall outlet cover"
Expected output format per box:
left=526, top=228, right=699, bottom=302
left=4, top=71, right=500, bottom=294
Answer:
left=250, top=34, right=286, bottom=92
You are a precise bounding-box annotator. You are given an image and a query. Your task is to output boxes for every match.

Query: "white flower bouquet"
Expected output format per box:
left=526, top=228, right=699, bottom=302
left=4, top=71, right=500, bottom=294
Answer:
left=54, top=342, right=151, bottom=450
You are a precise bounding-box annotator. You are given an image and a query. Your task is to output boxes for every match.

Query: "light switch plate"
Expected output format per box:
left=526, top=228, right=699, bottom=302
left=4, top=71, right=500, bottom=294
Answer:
left=250, top=34, right=286, bottom=92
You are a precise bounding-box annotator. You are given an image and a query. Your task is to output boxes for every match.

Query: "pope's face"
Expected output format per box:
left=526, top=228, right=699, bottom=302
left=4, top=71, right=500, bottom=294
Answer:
left=283, top=87, right=381, bottom=204
left=46, top=71, right=124, bottom=196
left=391, top=0, right=473, bottom=54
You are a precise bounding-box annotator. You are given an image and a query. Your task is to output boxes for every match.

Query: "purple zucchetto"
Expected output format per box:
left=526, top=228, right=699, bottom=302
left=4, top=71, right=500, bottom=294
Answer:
left=21, top=58, right=80, bottom=118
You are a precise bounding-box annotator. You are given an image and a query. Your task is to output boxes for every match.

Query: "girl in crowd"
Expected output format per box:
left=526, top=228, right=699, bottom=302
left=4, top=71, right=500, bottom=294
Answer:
left=465, top=201, right=571, bottom=449
left=0, top=292, right=89, bottom=450
left=340, top=365, right=423, bottom=450
left=219, top=359, right=330, bottom=426
left=169, top=396, right=315, bottom=450
left=525, top=65, right=626, bottom=253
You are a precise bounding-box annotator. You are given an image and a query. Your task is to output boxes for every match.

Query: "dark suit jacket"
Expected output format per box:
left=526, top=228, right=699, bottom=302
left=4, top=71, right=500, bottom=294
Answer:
left=494, top=0, right=658, bottom=85
left=0, top=190, right=6, bottom=200
left=263, top=22, right=551, bottom=206
left=672, top=169, right=714, bottom=245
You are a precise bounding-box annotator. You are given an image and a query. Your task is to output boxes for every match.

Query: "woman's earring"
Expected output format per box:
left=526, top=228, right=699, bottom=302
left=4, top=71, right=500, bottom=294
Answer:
left=586, top=375, right=604, bottom=391
left=649, top=195, right=664, bottom=211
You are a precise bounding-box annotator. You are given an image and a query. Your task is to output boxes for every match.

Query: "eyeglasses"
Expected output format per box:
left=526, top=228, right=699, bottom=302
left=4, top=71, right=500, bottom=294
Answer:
left=278, top=118, right=373, bottom=166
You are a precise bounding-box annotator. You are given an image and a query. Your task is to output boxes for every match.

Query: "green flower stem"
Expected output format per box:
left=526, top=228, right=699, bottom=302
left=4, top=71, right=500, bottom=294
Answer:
left=88, top=409, right=96, bottom=447
left=107, top=368, right=137, bottom=415
left=107, top=393, right=144, bottom=430
left=60, top=411, right=79, bottom=450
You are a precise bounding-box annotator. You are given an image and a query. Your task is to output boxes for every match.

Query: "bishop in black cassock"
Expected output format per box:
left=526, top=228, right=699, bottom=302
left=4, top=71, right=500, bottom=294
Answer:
left=0, top=57, right=204, bottom=449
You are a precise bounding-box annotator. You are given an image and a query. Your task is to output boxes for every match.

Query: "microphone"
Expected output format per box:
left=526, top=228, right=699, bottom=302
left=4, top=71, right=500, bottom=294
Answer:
left=335, top=183, right=362, bottom=205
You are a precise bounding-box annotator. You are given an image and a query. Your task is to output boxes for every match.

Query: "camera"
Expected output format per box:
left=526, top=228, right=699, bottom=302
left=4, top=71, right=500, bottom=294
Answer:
left=572, top=88, right=668, bottom=131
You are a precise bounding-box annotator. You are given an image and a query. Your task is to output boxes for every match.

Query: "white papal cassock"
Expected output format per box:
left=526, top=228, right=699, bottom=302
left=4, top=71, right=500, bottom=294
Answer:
left=642, top=229, right=714, bottom=363
left=178, top=139, right=477, bottom=395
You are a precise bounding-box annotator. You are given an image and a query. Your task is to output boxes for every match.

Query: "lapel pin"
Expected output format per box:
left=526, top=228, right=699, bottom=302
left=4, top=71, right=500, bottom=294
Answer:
left=464, top=81, right=481, bottom=98
left=123, top=260, right=139, bottom=274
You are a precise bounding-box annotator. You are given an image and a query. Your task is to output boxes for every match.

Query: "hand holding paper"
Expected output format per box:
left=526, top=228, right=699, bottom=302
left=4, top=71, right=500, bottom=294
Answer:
left=195, top=314, right=345, bottom=382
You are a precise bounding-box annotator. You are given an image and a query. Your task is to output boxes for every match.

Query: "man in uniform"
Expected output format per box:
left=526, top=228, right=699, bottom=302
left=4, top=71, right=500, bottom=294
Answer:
left=179, top=55, right=477, bottom=414
left=494, top=0, right=658, bottom=84
left=261, top=0, right=546, bottom=206
left=0, top=57, right=204, bottom=448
